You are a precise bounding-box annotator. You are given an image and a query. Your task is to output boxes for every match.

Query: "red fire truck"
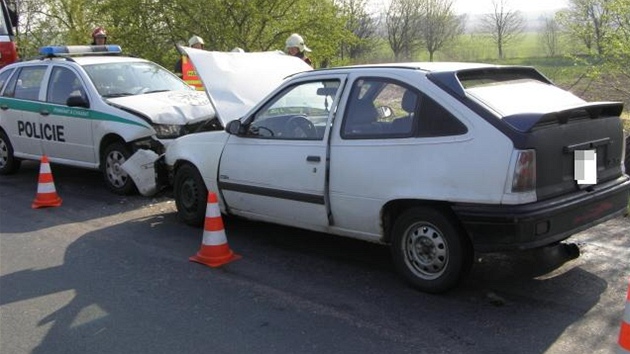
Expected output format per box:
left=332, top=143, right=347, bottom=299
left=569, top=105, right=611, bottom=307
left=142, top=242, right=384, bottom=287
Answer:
left=0, top=0, right=18, bottom=68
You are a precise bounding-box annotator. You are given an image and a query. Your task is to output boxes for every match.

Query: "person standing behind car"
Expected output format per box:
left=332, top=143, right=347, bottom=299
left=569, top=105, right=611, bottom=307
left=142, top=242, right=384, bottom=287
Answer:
left=91, top=27, right=107, bottom=45
left=174, top=35, right=204, bottom=77
left=285, top=33, right=312, bottom=67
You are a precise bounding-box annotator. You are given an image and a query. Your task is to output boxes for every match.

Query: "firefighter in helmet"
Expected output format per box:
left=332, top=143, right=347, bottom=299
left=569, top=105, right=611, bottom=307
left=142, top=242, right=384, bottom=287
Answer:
left=91, top=27, right=107, bottom=45
left=174, top=35, right=205, bottom=90
left=285, top=33, right=312, bottom=67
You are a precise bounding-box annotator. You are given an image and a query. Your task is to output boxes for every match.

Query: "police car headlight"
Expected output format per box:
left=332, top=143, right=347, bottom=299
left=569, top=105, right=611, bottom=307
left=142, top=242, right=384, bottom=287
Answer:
left=152, top=124, right=183, bottom=139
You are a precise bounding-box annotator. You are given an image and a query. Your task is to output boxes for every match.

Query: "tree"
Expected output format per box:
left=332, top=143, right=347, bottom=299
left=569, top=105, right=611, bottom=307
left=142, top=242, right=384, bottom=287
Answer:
left=480, top=0, right=524, bottom=59
left=15, top=0, right=102, bottom=57
left=336, top=0, right=379, bottom=62
left=556, top=0, right=611, bottom=55
left=386, top=0, right=422, bottom=61
left=13, top=0, right=354, bottom=69
left=540, top=15, right=561, bottom=57
left=598, top=0, right=630, bottom=95
left=419, top=0, right=462, bottom=61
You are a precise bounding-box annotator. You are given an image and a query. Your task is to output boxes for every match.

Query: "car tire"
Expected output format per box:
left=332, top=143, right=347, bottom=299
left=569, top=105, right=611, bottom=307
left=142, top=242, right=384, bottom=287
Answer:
left=174, top=164, right=207, bottom=227
left=0, top=130, right=21, bottom=175
left=102, top=142, right=136, bottom=195
left=390, top=207, right=473, bottom=294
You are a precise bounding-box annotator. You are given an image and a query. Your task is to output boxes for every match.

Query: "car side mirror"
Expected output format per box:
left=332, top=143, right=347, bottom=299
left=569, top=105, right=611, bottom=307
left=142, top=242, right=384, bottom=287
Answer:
left=66, top=94, right=89, bottom=108
left=225, top=120, right=242, bottom=135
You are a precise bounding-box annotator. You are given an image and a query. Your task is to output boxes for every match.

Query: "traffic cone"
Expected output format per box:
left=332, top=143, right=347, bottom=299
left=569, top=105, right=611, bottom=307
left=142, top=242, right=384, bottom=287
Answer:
left=32, top=155, right=62, bottom=209
left=189, top=192, right=241, bottom=267
left=619, top=279, right=630, bottom=353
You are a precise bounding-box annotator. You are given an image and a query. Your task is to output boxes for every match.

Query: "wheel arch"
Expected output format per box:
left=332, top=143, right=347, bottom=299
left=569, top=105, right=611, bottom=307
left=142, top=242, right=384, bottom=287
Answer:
left=380, top=199, right=470, bottom=245
left=98, top=133, right=126, bottom=168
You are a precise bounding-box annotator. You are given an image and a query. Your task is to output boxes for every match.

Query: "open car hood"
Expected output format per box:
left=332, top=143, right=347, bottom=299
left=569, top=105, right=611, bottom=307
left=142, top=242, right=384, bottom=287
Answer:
left=107, top=90, right=214, bottom=125
left=182, top=47, right=312, bottom=126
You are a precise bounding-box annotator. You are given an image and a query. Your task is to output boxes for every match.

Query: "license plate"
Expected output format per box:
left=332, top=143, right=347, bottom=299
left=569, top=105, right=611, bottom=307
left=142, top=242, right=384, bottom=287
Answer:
left=575, top=150, right=597, bottom=185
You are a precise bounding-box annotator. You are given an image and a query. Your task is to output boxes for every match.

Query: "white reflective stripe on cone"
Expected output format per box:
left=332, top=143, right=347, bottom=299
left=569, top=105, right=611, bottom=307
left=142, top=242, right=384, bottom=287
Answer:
left=202, top=229, right=228, bottom=246
left=206, top=204, right=221, bottom=218
left=37, top=182, right=57, bottom=193
left=40, top=164, right=51, bottom=174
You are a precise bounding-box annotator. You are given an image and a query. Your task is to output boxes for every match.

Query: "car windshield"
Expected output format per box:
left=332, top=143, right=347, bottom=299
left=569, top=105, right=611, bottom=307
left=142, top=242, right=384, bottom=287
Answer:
left=83, top=61, right=192, bottom=98
left=465, top=79, right=585, bottom=116
left=0, top=5, right=9, bottom=35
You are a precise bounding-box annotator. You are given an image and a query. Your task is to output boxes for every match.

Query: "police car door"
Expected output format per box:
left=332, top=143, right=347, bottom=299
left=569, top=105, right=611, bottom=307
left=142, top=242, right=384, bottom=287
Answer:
left=0, top=65, right=47, bottom=158
left=219, top=77, right=344, bottom=229
left=42, top=66, right=94, bottom=165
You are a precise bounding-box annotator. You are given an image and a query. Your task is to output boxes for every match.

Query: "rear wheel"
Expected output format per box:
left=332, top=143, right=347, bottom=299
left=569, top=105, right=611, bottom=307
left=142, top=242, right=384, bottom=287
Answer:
left=390, top=207, right=472, bottom=293
left=0, top=130, right=20, bottom=175
left=102, top=142, right=136, bottom=195
left=174, top=164, right=207, bottom=227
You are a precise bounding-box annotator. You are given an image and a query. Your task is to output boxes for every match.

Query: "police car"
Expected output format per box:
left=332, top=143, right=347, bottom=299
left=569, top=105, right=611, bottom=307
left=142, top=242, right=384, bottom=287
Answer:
left=0, top=45, right=217, bottom=194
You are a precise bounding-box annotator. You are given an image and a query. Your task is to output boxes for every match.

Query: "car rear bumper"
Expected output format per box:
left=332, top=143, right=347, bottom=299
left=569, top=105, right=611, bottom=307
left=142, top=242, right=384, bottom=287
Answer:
left=452, top=175, right=630, bottom=252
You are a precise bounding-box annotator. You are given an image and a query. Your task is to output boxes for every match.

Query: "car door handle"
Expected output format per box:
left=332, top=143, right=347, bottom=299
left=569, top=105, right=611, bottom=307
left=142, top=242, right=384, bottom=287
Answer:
left=306, top=155, right=321, bottom=162
left=40, top=110, right=50, bottom=116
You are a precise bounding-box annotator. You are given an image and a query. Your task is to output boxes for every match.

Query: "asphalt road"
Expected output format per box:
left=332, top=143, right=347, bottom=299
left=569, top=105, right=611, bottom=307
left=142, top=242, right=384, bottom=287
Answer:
left=1, top=160, right=629, bottom=354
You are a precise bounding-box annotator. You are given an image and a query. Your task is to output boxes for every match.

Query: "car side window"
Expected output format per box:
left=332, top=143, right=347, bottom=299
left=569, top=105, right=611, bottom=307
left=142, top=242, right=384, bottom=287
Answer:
left=341, top=78, right=417, bottom=139
left=417, top=96, right=468, bottom=137
left=47, top=67, right=84, bottom=105
left=0, top=68, right=13, bottom=93
left=248, top=79, right=339, bottom=140
left=3, top=66, right=46, bottom=100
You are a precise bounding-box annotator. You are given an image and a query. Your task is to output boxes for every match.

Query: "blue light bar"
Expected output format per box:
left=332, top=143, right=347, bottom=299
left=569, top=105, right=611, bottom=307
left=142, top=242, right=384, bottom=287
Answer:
left=39, top=45, right=122, bottom=57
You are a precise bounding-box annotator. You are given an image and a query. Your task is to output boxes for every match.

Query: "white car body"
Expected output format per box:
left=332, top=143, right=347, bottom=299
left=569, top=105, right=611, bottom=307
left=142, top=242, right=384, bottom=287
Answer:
left=164, top=49, right=630, bottom=293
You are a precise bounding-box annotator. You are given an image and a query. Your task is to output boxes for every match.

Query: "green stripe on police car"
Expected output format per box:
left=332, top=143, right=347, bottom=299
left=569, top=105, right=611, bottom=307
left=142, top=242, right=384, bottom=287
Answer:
left=0, top=98, right=150, bottom=129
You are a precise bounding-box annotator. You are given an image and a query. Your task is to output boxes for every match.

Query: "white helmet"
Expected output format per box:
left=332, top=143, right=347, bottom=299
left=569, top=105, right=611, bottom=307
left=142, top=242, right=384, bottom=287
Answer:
left=231, top=47, right=244, bottom=53
left=188, top=35, right=204, bottom=47
left=285, top=33, right=311, bottom=53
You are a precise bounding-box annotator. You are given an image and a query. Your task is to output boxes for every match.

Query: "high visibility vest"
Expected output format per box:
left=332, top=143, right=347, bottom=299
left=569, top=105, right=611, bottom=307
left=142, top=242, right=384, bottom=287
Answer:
left=181, top=55, right=204, bottom=91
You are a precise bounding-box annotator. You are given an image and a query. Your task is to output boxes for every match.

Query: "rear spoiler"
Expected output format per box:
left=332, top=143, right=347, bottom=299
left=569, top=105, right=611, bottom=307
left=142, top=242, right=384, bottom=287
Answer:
left=502, top=102, right=624, bottom=132
left=427, top=66, right=553, bottom=98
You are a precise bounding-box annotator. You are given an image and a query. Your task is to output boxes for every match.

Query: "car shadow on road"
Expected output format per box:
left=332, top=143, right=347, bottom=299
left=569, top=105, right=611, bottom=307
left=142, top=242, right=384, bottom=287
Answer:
left=0, top=160, right=175, bottom=234
left=1, top=205, right=618, bottom=353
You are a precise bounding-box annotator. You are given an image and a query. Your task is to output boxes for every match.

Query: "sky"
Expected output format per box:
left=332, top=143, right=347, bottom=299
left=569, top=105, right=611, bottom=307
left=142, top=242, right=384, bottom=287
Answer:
left=455, top=0, right=568, bottom=15
left=368, top=0, right=569, bottom=15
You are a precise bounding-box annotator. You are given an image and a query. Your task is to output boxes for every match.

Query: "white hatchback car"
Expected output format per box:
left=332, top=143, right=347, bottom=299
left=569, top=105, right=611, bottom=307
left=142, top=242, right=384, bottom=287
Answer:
left=0, top=45, right=216, bottom=194
left=163, top=49, right=630, bottom=293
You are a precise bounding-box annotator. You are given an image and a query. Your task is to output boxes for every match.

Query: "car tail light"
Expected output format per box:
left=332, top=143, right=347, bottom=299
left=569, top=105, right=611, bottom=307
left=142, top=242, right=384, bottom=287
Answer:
left=0, top=41, right=18, bottom=68
left=511, top=149, right=536, bottom=192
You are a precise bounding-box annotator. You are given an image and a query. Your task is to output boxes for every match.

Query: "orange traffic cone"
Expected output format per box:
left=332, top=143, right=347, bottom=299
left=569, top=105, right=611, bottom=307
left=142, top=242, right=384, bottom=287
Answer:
left=189, top=192, right=241, bottom=267
left=619, top=279, right=630, bottom=353
left=32, top=155, right=62, bottom=209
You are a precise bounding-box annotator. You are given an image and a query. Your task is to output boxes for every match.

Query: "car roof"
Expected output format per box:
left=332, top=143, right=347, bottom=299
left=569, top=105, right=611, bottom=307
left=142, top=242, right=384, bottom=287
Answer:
left=69, top=55, right=150, bottom=66
left=8, top=54, right=149, bottom=68
left=301, top=62, right=499, bottom=76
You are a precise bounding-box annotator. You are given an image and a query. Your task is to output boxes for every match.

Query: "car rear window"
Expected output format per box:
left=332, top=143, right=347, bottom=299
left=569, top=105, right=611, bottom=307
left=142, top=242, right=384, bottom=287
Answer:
left=465, top=79, right=585, bottom=117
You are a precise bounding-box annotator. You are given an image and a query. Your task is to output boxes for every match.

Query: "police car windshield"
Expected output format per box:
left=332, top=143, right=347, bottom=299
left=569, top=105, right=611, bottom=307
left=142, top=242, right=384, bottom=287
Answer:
left=83, top=61, right=191, bottom=98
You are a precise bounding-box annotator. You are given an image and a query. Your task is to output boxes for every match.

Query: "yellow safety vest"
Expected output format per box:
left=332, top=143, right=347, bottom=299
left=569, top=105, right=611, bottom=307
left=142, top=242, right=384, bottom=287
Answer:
left=182, top=55, right=204, bottom=91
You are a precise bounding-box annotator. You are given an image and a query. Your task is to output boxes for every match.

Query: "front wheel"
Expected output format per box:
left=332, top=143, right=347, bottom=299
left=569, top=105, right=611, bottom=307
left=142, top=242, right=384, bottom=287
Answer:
left=102, top=142, right=136, bottom=195
left=0, top=130, right=20, bottom=175
left=390, top=207, right=472, bottom=293
left=174, top=164, right=207, bottom=227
